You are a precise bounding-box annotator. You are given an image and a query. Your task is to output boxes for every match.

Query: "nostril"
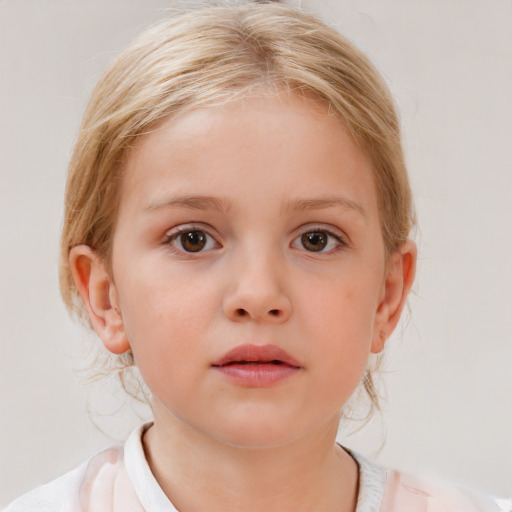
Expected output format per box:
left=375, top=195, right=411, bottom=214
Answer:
left=269, top=309, right=280, bottom=316
left=236, top=308, right=247, bottom=317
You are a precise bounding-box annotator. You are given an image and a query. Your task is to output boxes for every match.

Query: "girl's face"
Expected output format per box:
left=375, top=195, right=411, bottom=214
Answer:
left=90, top=94, right=410, bottom=447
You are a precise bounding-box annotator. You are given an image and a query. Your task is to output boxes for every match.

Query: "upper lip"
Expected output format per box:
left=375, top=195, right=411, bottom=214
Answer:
left=212, top=344, right=302, bottom=367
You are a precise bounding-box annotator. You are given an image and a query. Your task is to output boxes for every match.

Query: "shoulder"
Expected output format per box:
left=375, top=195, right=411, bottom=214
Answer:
left=2, top=455, right=89, bottom=512
left=2, top=444, right=141, bottom=512
left=381, top=468, right=512, bottom=512
left=3, top=466, right=81, bottom=512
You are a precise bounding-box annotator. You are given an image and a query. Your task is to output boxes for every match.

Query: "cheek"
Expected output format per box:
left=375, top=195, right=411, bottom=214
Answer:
left=120, top=281, right=213, bottom=411
left=119, top=258, right=220, bottom=330
left=295, top=271, right=381, bottom=394
left=116, top=268, right=222, bottom=375
left=299, top=272, right=380, bottom=341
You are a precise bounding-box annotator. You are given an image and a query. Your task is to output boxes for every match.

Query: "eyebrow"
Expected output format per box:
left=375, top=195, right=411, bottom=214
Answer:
left=283, top=195, right=367, bottom=219
left=145, top=193, right=366, bottom=219
left=145, top=195, right=232, bottom=213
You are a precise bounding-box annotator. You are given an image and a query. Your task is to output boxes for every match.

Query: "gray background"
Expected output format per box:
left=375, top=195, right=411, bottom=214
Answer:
left=1, top=0, right=511, bottom=506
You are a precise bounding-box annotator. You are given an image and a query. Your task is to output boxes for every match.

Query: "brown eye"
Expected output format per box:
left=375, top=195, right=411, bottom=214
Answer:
left=301, top=231, right=328, bottom=252
left=167, top=227, right=218, bottom=254
left=180, top=230, right=208, bottom=252
left=292, top=229, right=344, bottom=253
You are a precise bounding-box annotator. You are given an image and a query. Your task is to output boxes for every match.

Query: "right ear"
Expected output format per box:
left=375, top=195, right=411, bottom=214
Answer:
left=68, top=245, right=130, bottom=355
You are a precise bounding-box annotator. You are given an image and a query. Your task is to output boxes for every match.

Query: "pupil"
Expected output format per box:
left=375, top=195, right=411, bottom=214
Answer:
left=181, top=231, right=206, bottom=252
left=302, top=232, right=327, bottom=252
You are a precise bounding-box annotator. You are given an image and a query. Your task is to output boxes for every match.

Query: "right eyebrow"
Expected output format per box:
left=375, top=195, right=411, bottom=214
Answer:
left=283, top=194, right=367, bottom=220
left=144, top=195, right=233, bottom=213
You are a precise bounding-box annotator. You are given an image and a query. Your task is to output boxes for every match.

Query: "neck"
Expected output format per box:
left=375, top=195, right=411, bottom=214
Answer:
left=142, top=406, right=359, bottom=512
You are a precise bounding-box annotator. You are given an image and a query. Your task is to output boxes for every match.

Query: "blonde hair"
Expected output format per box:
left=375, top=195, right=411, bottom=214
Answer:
left=60, top=1, right=414, bottom=410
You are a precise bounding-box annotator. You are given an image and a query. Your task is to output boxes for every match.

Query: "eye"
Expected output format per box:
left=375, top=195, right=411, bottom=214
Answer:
left=167, top=229, right=218, bottom=253
left=292, top=229, right=344, bottom=253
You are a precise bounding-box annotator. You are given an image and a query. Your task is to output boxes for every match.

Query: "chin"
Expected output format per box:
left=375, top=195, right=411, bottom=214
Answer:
left=208, top=412, right=308, bottom=450
left=219, top=429, right=300, bottom=450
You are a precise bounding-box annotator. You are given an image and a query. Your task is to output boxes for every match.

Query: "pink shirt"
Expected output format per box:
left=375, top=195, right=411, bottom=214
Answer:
left=3, top=423, right=510, bottom=512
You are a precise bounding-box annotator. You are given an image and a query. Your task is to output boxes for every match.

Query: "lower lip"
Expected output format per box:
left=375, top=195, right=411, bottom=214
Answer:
left=213, top=363, right=301, bottom=387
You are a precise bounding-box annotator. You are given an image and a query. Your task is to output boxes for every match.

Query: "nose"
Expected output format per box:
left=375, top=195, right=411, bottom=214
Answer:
left=223, top=252, right=292, bottom=324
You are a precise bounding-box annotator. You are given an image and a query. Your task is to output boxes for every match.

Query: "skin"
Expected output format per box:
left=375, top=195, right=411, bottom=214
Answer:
left=70, top=93, right=416, bottom=512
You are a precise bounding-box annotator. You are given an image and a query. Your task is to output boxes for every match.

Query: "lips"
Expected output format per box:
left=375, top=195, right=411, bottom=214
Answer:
left=212, top=344, right=302, bottom=387
left=212, top=344, right=301, bottom=368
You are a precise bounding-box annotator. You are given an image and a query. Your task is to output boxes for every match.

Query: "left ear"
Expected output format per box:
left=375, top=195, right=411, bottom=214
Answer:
left=371, top=240, right=417, bottom=353
left=69, top=245, right=131, bottom=355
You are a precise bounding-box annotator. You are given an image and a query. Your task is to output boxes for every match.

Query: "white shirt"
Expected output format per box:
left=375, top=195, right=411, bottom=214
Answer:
left=3, top=423, right=510, bottom=512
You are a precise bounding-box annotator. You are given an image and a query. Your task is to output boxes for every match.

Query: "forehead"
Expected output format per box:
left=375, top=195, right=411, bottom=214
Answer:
left=119, top=93, right=378, bottom=222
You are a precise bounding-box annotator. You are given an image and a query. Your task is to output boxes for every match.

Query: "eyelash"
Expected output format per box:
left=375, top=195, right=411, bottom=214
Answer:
left=164, top=225, right=219, bottom=254
left=163, top=225, right=347, bottom=254
left=291, top=227, right=347, bottom=254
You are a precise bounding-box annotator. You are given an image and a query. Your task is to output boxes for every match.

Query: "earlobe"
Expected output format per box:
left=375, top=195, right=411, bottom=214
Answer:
left=69, top=245, right=131, bottom=355
left=371, top=240, right=417, bottom=354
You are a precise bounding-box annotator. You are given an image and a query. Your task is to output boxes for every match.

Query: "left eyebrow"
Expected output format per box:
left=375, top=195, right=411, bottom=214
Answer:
left=283, top=195, right=367, bottom=219
left=144, top=194, right=233, bottom=213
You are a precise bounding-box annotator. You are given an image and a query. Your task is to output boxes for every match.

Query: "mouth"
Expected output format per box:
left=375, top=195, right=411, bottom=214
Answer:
left=211, top=344, right=302, bottom=387
left=212, top=344, right=302, bottom=368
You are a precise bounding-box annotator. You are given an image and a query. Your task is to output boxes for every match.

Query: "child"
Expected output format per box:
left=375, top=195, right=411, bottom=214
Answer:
left=3, top=2, right=510, bottom=511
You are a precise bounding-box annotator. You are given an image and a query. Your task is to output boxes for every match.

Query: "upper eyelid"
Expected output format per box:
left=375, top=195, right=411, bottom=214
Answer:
left=164, top=223, right=219, bottom=239
left=293, top=223, right=348, bottom=241
left=292, top=230, right=344, bottom=245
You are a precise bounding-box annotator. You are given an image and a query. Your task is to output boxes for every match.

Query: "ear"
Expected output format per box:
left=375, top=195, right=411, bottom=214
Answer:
left=69, top=245, right=131, bottom=355
left=371, top=240, right=417, bottom=354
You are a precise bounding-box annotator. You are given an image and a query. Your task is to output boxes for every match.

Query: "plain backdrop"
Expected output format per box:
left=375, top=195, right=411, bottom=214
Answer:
left=1, top=0, right=511, bottom=506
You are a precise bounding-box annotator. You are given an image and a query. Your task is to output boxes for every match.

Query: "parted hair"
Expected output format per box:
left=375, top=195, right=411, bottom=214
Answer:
left=60, top=0, right=414, bottom=411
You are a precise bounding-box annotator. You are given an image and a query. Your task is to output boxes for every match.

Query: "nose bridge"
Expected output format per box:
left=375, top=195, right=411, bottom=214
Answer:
left=223, top=239, right=291, bottom=323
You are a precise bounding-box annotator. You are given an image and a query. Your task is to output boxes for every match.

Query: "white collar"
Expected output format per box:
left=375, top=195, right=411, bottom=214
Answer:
left=124, top=422, right=177, bottom=511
